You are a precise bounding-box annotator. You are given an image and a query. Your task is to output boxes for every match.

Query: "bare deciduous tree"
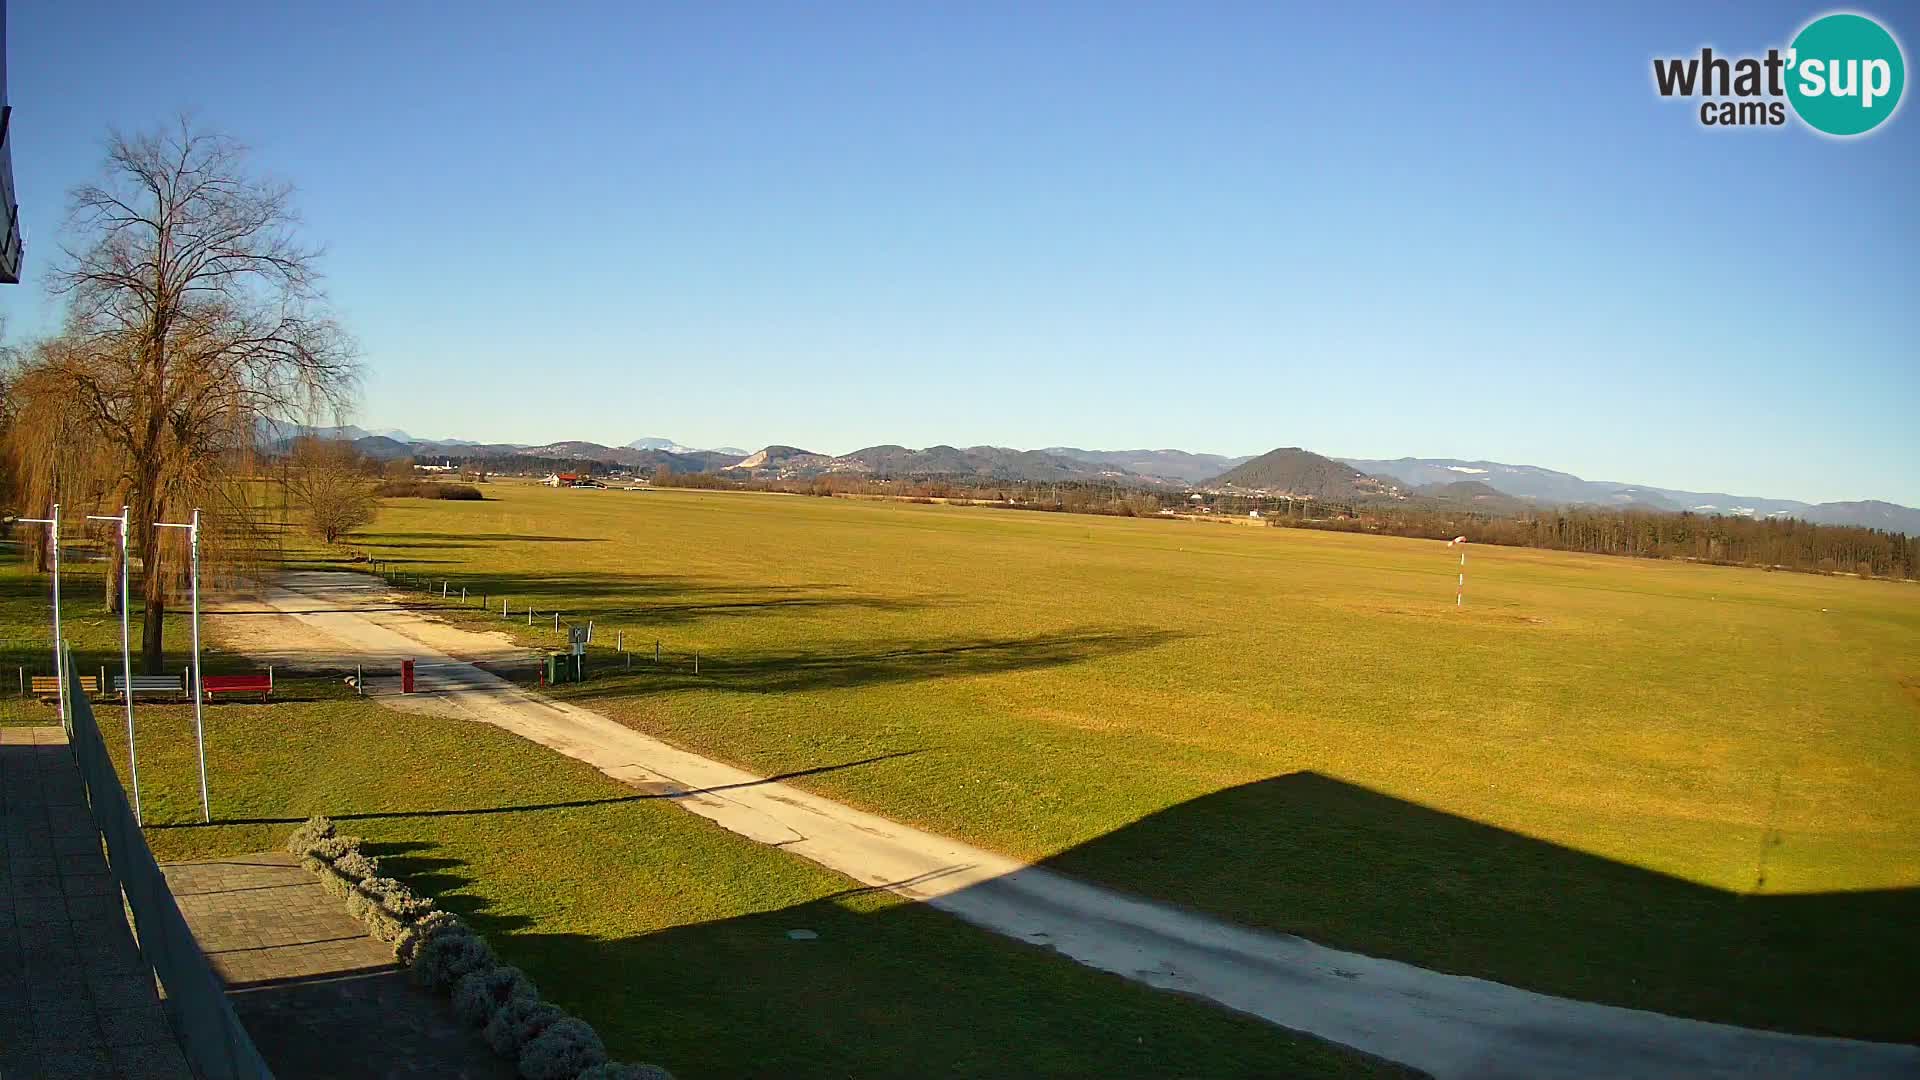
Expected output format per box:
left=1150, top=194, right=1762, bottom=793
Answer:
left=287, top=437, right=377, bottom=544
left=24, top=118, right=357, bottom=670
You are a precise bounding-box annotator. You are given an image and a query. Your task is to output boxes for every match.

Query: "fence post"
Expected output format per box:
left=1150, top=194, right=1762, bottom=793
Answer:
left=694, top=651, right=699, bottom=675
left=617, top=629, right=623, bottom=652
left=553, top=612, right=559, bottom=632
left=655, top=641, right=660, bottom=664
left=461, top=586, right=467, bottom=603
left=587, top=620, right=593, bottom=643
left=527, top=607, right=533, bottom=626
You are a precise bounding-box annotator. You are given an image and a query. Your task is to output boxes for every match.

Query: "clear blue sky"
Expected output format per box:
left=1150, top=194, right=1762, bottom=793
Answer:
left=3, top=2, right=1915, bottom=504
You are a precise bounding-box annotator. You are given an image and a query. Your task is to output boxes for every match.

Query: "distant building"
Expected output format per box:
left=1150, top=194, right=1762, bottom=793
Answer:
left=543, top=472, right=584, bottom=488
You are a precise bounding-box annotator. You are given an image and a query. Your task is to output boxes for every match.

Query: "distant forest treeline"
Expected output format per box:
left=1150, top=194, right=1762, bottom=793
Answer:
left=1278, top=506, right=1920, bottom=581
left=646, top=468, right=1920, bottom=582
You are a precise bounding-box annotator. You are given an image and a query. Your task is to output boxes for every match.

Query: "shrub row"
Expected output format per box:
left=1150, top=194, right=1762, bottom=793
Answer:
left=287, top=817, right=670, bottom=1080
left=372, top=480, right=486, bottom=500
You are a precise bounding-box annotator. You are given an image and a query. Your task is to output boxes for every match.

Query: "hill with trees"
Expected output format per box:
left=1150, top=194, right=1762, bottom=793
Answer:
left=1205, top=448, right=1400, bottom=499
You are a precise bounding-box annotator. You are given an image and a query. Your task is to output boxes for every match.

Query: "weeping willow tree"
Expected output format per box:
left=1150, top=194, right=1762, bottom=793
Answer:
left=6, top=118, right=357, bottom=671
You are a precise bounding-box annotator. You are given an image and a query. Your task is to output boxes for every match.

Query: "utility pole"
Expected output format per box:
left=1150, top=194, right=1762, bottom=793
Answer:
left=17, top=507, right=65, bottom=725
left=88, top=507, right=141, bottom=823
left=156, top=509, right=210, bottom=822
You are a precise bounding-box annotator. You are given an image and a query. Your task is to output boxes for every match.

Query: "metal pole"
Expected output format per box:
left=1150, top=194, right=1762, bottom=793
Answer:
left=90, top=508, right=140, bottom=824
left=19, top=510, right=64, bottom=725
left=1449, top=536, right=1468, bottom=609
left=51, top=506, right=63, bottom=726
left=189, top=509, right=209, bottom=822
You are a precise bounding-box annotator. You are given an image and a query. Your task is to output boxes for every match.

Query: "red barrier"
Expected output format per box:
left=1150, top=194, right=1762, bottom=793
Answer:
left=401, top=659, right=415, bottom=694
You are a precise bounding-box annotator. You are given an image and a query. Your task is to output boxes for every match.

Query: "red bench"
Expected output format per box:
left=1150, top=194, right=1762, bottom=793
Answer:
left=202, top=671, right=273, bottom=702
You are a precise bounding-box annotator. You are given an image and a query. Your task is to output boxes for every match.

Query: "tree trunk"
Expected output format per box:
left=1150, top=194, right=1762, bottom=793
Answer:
left=134, top=484, right=167, bottom=674
left=141, top=594, right=167, bottom=675
left=104, top=543, right=123, bottom=614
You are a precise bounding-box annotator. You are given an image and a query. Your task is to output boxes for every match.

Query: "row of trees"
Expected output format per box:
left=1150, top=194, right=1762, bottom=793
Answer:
left=1277, top=506, right=1920, bottom=580
left=1, top=119, right=360, bottom=669
left=657, top=466, right=1920, bottom=581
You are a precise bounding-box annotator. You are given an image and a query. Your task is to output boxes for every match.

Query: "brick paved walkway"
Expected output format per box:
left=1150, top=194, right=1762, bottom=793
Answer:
left=162, top=852, right=511, bottom=1079
left=0, top=726, right=193, bottom=1079
left=162, top=854, right=392, bottom=986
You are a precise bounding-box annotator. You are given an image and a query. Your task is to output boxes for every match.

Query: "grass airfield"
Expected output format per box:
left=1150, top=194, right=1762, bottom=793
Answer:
left=346, top=481, right=1919, bottom=1041
left=0, top=559, right=1400, bottom=1078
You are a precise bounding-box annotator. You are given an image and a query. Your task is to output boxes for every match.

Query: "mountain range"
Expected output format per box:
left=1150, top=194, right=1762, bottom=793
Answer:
left=268, top=423, right=1920, bottom=533
left=1339, top=457, right=1920, bottom=532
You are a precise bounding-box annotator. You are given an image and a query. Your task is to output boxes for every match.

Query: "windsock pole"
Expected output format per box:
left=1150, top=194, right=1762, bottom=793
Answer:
left=1449, top=536, right=1468, bottom=607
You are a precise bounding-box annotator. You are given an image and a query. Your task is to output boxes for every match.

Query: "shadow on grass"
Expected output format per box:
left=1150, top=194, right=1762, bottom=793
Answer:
left=355, top=532, right=608, bottom=545
left=550, top=627, right=1185, bottom=697
left=366, top=569, right=956, bottom=627
left=450, top=772, right=1917, bottom=1077
left=146, top=751, right=923, bottom=829
left=1036, top=771, right=1920, bottom=1045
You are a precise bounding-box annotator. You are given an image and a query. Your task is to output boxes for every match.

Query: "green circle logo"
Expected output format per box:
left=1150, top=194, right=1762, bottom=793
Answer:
left=1787, top=13, right=1906, bottom=135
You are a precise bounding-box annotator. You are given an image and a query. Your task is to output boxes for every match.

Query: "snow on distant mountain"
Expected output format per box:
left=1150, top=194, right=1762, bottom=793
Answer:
left=626, top=436, right=702, bottom=454
left=1341, top=456, right=1918, bottom=533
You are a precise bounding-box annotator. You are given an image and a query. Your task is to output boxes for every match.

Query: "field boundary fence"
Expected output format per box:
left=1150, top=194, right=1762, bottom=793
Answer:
left=59, top=647, right=276, bottom=1080
left=372, top=563, right=703, bottom=681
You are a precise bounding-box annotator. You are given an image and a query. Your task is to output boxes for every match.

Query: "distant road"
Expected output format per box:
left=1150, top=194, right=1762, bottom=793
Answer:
left=212, top=571, right=1920, bottom=1080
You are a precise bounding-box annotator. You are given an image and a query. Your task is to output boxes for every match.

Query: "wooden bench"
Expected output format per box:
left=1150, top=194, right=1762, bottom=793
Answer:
left=114, top=674, right=186, bottom=698
left=29, top=675, right=100, bottom=697
left=202, top=671, right=273, bottom=702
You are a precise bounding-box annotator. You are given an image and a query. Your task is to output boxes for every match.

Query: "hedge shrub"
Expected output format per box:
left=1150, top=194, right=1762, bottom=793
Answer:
left=578, top=1065, right=676, bottom=1080
left=286, top=819, right=672, bottom=1080
left=285, top=815, right=337, bottom=855
left=396, top=910, right=463, bottom=966
left=484, top=998, right=566, bottom=1059
left=519, top=1018, right=608, bottom=1080
left=413, top=925, right=496, bottom=992
left=453, top=964, right=537, bottom=1028
left=304, top=834, right=360, bottom=862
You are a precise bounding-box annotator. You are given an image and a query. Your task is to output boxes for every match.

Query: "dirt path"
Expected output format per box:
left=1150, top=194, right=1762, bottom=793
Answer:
left=208, top=571, right=1920, bottom=1080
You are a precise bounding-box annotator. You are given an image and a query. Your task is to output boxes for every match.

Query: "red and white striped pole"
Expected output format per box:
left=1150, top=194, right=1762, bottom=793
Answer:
left=1449, top=536, right=1468, bottom=607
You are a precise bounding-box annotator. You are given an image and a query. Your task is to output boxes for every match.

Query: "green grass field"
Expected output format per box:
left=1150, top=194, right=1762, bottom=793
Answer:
left=0, top=556, right=1401, bottom=1078
left=341, top=482, right=1920, bottom=1041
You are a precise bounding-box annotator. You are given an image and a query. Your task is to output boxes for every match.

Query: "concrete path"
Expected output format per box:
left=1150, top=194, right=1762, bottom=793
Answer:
left=0, top=726, right=195, bottom=1080
left=212, top=572, right=1920, bottom=1080
left=161, top=852, right=511, bottom=1079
